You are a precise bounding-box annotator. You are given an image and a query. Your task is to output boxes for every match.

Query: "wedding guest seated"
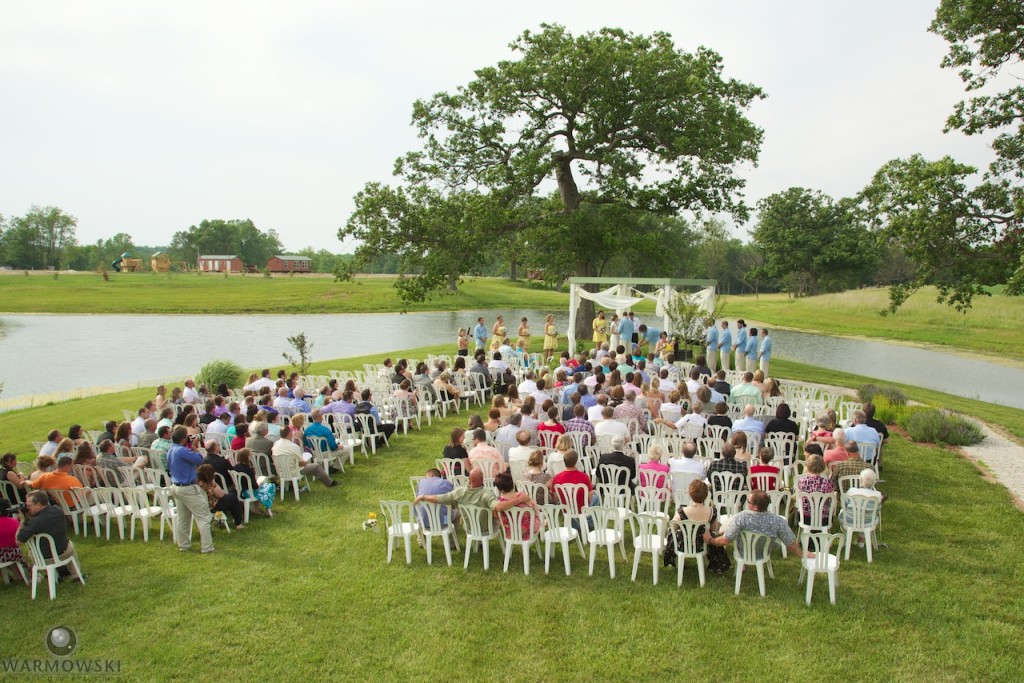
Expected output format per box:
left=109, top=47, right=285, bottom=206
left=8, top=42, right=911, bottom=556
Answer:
left=196, top=464, right=246, bottom=530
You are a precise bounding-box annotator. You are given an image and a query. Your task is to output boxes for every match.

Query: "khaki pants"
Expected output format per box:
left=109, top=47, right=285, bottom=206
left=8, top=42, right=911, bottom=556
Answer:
left=760, top=358, right=770, bottom=376
left=720, top=348, right=730, bottom=372
left=58, top=540, right=82, bottom=580
left=172, top=484, right=214, bottom=552
left=735, top=351, right=746, bottom=371
left=301, top=463, right=334, bottom=486
left=706, top=347, right=717, bottom=373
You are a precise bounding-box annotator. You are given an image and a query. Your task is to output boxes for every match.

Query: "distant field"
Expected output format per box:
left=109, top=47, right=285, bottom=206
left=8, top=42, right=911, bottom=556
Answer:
left=0, top=272, right=567, bottom=314
left=724, top=287, right=1024, bottom=363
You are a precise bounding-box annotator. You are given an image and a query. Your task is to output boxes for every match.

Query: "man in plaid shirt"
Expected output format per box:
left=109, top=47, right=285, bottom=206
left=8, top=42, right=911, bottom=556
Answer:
left=564, top=403, right=595, bottom=447
left=706, top=443, right=749, bottom=492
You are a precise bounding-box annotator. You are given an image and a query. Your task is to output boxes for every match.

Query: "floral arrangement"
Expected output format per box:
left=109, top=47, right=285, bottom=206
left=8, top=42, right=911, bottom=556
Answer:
left=362, top=512, right=378, bottom=531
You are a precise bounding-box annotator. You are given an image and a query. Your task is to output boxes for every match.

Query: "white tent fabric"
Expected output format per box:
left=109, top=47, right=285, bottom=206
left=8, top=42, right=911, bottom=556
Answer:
left=567, top=284, right=716, bottom=353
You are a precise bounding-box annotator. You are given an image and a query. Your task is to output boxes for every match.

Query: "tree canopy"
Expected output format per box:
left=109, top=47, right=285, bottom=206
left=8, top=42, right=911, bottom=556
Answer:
left=752, top=188, right=879, bottom=297
left=169, top=219, right=283, bottom=267
left=342, top=24, right=765, bottom=333
left=0, top=206, right=77, bottom=269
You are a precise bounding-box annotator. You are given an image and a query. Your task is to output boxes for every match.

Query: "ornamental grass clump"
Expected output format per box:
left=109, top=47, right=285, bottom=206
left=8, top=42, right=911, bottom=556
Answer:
left=195, top=359, right=245, bottom=390
left=899, top=409, right=984, bottom=446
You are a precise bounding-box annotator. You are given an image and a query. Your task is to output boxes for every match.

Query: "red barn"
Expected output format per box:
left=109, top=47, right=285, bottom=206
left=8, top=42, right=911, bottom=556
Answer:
left=266, top=255, right=312, bottom=273
left=198, top=255, right=243, bottom=272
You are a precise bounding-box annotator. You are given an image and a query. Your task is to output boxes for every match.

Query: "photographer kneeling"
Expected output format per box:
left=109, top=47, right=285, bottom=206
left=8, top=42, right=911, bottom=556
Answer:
left=16, top=490, right=83, bottom=581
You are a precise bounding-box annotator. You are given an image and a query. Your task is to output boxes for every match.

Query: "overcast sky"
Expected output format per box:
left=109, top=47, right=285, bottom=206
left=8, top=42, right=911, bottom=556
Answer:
left=0, top=1, right=1003, bottom=252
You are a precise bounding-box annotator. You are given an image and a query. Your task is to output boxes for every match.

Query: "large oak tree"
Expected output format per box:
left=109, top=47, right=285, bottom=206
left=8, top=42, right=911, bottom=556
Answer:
left=342, top=24, right=764, bottom=338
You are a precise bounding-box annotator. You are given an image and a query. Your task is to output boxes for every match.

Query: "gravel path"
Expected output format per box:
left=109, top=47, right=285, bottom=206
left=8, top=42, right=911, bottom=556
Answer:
left=958, top=423, right=1024, bottom=506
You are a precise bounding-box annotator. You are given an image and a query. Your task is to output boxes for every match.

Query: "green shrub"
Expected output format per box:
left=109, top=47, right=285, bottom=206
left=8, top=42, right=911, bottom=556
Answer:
left=195, top=359, right=245, bottom=390
left=858, top=383, right=907, bottom=406
left=899, top=409, right=984, bottom=446
left=872, top=395, right=907, bottom=425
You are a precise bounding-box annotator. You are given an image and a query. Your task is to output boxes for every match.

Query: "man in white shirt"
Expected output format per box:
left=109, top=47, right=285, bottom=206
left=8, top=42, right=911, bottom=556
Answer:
left=273, top=387, right=292, bottom=411
left=685, top=369, right=702, bottom=397
left=732, top=404, right=766, bottom=435
left=488, top=352, right=509, bottom=373
left=271, top=425, right=336, bottom=487
left=131, top=407, right=150, bottom=446
left=495, top=414, right=522, bottom=447
left=518, top=406, right=541, bottom=440
left=674, top=402, right=708, bottom=433
left=587, top=395, right=609, bottom=423
left=594, top=407, right=629, bottom=440
left=507, top=431, right=534, bottom=467
left=244, top=369, right=277, bottom=393
left=517, top=372, right=538, bottom=397
left=530, top=378, right=550, bottom=408
left=182, top=378, right=200, bottom=404
left=206, top=412, right=232, bottom=435
left=669, top=442, right=707, bottom=477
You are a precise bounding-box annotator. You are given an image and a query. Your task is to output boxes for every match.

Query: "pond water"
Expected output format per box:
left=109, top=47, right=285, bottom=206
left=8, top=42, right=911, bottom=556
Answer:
left=0, top=311, right=1021, bottom=411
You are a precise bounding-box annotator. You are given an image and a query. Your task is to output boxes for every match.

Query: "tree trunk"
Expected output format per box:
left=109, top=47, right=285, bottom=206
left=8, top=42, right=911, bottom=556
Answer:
left=555, top=156, right=594, bottom=351
left=447, top=273, right=458, bottom=292
left=509, top=257, right=518, bottom=281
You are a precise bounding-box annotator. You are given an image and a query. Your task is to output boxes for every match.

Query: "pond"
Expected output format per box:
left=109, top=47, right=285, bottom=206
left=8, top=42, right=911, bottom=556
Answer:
left=0, top=311, right=1021, bottom=411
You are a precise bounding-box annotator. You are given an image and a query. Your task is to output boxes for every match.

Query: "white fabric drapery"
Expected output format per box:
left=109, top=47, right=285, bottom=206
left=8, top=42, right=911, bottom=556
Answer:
left=567, top=284, right=716, bottom=353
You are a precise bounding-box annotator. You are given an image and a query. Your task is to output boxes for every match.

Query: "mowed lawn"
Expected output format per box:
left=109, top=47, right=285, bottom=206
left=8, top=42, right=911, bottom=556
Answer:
left=2, top=354, right=1024, bottom=680
left=0, top=272, right=566, bottom=314
left=724, top=286, right=1024, bottom=364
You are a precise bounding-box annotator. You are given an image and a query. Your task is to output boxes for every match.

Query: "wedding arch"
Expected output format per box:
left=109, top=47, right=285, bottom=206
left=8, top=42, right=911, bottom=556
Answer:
left=566, top=277, right=717, bottom=353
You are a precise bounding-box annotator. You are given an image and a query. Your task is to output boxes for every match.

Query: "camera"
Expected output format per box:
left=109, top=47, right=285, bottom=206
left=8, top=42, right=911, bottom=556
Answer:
left=11, top=502, right=28, bottom=515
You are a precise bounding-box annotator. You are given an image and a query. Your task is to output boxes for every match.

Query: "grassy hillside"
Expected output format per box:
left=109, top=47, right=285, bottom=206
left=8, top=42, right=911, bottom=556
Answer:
left=724, top=287, right=1024, bottom=363
left=2, top=346, right=1023, bottom=681
left=0, top=273, right=568, bottom=314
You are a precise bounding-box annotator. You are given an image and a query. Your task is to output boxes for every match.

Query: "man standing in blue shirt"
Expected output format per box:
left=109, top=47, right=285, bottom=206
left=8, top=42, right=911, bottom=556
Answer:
left=718, top=320, right=732, bottom=372
left=745, top=327, right=759, bottom=373
left=758, top=328, right=773, bottom=375
left=473, top=317, right=488, bottom=354
left=617, top=315, right=634, bottom=355
left=704, top=321, right=719, bottom=373
left=167, top=426, right=215, bottom=554
left=734, top=320, right=748, bottom=373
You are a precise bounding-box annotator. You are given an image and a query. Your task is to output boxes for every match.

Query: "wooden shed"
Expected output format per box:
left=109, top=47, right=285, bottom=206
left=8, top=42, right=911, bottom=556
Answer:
left=266, top=255, right=312, bottom=273
left=150, top=252, right=171, bottom=272
left=198, top=255, right=243, bottom=272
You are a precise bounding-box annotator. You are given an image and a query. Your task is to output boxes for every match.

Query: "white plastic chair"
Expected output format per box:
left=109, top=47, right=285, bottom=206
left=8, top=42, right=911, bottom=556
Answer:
left=65, top=488, right=105, bottom=539
left=308, top=435, right=345, bottom=476
left=799, top=532, right=843, bottom=605
left=415, top=501, right=460, bottom=566
left=710, top=470, right=747, bottom=495
left=229, top=470, right=258, bottom=524
left=733, top=529, right=776, bottom=597
left=839, top=492, right=882, bottom=562
left=797, top=491, right=837, bottom=542
left=670, top=518, right=708, bottom=587
left=540, top=503, right=583, bottom=575
left=635, top=486, right=671, bottom=517
left=461, top=503, right=503, bottom=571
left=628, top=512, right=666, bottom=584
left=123, top=487, right=163, bottom=542
left=26, top=533, right=85, bottom=600
left=670, top=471, right=702, bottom=507
left=46, top=490, right=85, bottom=537
left=500, top=507, right=541, bottom=575
left=379, top=500, right=419, bottom=565
left=272, top=454, right=310, bottom=502
left=586, top=506, right=626, bottom=578
left=0, top=556, right=28, bottom=586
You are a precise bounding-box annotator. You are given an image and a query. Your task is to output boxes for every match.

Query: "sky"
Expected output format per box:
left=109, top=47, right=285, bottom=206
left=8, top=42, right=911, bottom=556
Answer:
left=0, top=1, right=1006, bottom=252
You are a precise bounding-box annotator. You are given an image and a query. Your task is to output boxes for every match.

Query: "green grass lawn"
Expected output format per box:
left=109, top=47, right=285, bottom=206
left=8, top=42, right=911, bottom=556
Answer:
left=724, top=286, right=1024, bottom=364
left=0, top=273, right=567, bottom=314
left=2, top=346, right=1024, bottom=680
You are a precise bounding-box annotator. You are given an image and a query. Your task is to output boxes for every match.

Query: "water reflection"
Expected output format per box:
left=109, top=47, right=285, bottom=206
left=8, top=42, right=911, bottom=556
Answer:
left=0, top=311, right=1021, bottom=410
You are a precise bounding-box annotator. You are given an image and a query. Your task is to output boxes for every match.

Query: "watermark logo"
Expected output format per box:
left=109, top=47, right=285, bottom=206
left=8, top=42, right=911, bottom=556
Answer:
left=45, top=626, right=77, bottom=657
left=2, top=627, right=121, bottom=676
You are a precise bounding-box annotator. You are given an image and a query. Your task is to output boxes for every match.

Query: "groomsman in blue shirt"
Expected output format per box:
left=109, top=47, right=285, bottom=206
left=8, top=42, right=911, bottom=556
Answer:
left=734, top=320, right=748, bottom=372
left=704, top=321, right=718, bottom=373
left=745, top=328, right=759, bottom=372
left=718, top=320, right=732, bottom=372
